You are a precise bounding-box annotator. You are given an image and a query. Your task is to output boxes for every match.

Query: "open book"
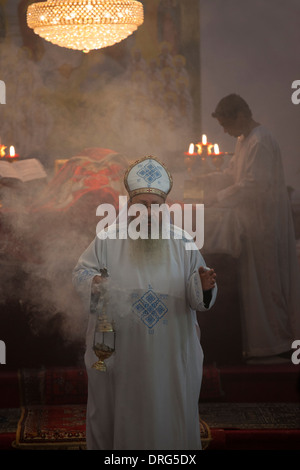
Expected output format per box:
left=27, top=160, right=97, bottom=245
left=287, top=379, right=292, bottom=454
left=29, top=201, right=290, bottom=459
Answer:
left=0, top=159, right=47, bottom=182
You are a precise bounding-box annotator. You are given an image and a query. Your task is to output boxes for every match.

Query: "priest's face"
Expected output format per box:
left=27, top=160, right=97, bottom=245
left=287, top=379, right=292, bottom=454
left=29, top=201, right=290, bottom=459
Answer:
left=217, top=113, right=247, bottom=138
left=128, top=193, right=168, bottom=262
left=129, top=193, right=166, bottom=231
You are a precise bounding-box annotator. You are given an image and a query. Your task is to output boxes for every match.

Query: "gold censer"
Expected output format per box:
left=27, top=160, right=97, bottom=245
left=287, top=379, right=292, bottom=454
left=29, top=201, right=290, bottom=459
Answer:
left=93, top=316, right=115, bottom=372
left=91, top=268, right=115, bottom=372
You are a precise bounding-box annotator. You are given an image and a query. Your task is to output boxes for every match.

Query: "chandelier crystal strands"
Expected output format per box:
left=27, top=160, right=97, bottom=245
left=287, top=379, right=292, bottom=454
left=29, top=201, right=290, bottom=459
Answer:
left=27, top=0, right=144, bottom=53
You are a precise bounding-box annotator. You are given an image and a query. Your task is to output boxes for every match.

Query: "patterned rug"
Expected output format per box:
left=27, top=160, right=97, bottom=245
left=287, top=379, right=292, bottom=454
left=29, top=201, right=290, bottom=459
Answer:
left=14, top=405, right=87, bottom=450
left=13, top=405, right=211, bottom=450
left=12, top=367, right=213, bottom=449
left=199, top=403, right=300, bottom=429
left=7, top=368, right=299, bottom=449
left=5, top=402, right=300, bottom=450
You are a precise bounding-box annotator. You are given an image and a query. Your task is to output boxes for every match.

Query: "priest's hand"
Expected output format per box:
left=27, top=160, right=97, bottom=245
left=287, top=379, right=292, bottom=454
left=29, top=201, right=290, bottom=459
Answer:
left=91, top=275, right=106, bottom=294
left=199, top=266, right=216, bottom=291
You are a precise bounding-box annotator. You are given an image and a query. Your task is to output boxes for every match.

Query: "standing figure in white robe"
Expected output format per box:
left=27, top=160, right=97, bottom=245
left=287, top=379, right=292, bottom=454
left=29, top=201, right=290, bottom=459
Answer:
left=205, top=94, right=300, bottom=361
left=72, top=156, right=217, bottom=450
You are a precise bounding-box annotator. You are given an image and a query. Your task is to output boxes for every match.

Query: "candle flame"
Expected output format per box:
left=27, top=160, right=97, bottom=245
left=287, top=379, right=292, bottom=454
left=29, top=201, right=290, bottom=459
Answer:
left=0, top=145, right=6, bottom=157
left=202, top=134, right=207, bottom=145
left=214, top=144, right=220, bottom=155
left=188, top=143, right=194, bottom=154
left=9, top=146, right=15, bottom=157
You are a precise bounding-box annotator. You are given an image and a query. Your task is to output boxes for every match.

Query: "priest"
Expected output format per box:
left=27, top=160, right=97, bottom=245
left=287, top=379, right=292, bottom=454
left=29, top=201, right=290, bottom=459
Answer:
left=206, top=94, right=300, bottom=362
left=72, top=155, right=217, bottom=450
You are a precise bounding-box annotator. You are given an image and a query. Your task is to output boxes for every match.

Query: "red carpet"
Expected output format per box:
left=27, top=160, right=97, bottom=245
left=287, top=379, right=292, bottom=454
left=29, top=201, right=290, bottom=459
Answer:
left=14, top=405, right=86, bottom=450
left=0, top=364, right=299, bottom=450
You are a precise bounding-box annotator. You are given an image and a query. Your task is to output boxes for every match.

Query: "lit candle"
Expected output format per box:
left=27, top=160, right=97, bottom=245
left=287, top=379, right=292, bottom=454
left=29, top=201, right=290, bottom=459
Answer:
left=0, top=145, right=6, bottom=158
left=184, top=143, right=197, bottom=156
left=198, top=134, right=212, bottom=156
left=188, top=143, right=195, bottom=154
left=213, top=144, right=220, bottom=155
left=7, top=145, right=20, bottom=162
left=10, top=146, right=15, bottom=157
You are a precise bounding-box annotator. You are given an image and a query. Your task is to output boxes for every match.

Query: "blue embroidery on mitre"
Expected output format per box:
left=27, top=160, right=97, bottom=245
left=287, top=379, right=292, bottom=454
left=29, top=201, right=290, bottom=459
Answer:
left=132, top=288, right=168, bottom=329
left=137, top=161, right=162, bottom=186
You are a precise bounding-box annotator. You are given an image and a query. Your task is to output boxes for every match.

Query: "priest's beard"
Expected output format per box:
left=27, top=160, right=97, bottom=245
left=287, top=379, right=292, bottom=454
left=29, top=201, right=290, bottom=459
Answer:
left=127, top=216, right=170, bottom=266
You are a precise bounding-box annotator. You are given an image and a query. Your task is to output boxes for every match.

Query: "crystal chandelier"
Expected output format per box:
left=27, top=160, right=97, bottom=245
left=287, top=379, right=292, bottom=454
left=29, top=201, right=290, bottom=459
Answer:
left=27, top=0, right=144, bottom=53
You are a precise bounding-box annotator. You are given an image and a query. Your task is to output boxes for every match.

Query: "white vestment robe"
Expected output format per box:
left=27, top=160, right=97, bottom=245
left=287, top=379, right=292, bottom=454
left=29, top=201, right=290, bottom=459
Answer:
left=72, top=225, right=217, bottom=450
left=205, top=125, right=300, bottom=358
